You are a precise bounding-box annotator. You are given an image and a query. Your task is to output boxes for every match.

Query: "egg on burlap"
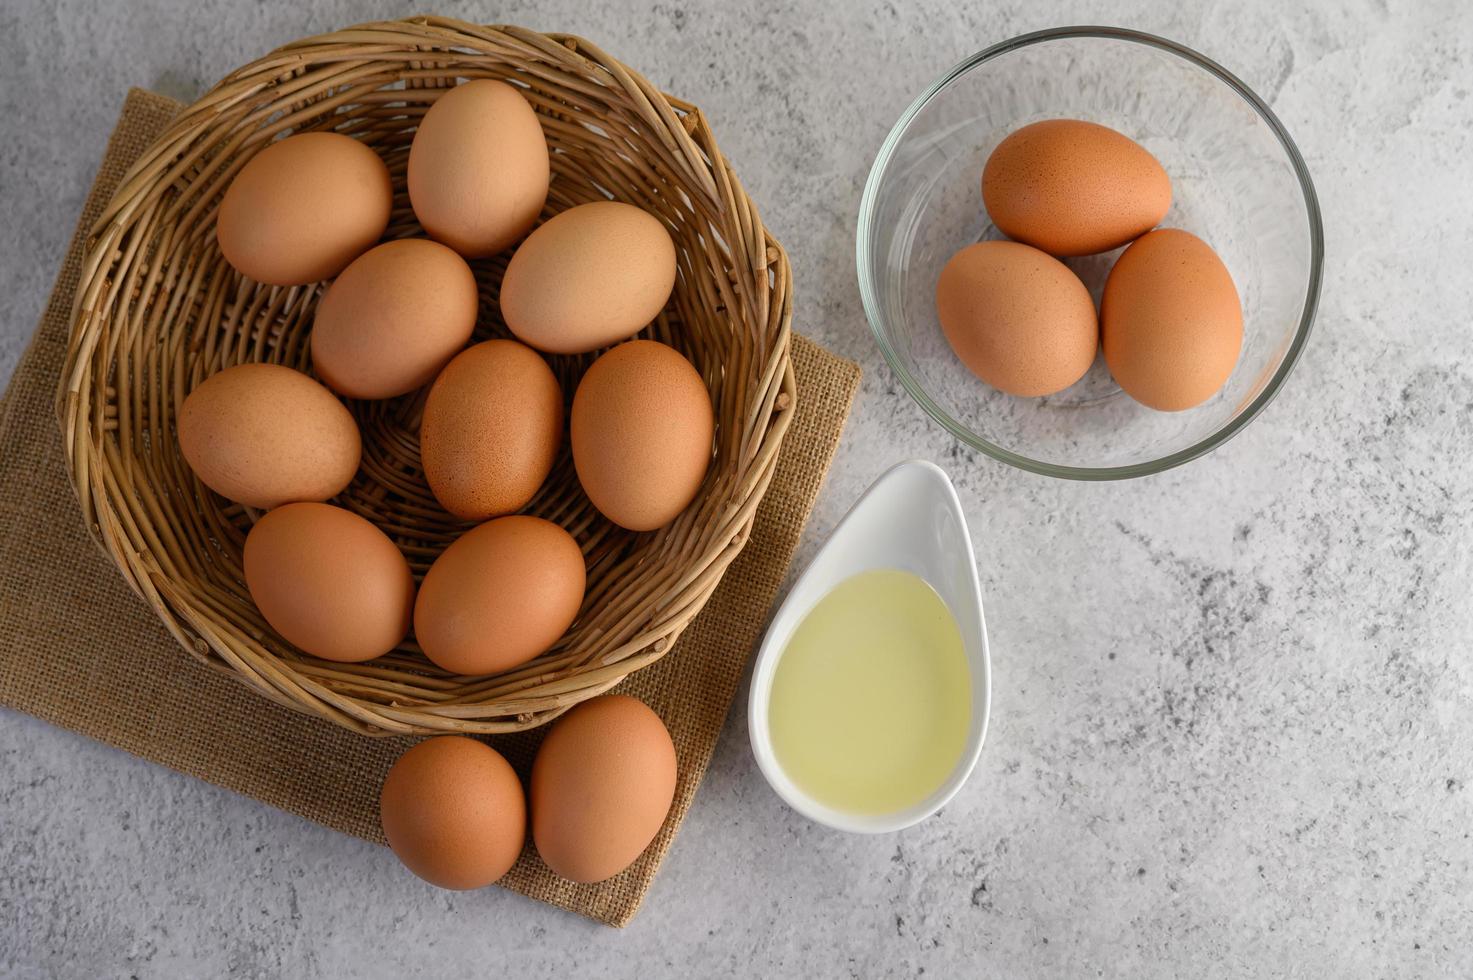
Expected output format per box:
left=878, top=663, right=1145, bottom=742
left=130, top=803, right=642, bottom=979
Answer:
left=530, top=695, right=677, bottom=884
left=379, top=736, right=527, bottom=890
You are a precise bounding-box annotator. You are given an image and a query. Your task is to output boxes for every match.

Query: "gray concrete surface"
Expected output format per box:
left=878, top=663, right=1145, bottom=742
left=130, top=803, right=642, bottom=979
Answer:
left=3, top=1, right=1471, bottom=976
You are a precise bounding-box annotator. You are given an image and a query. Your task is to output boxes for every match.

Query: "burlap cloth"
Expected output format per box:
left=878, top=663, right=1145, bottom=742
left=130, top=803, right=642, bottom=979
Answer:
left=0, top=89, right=860, bottom=927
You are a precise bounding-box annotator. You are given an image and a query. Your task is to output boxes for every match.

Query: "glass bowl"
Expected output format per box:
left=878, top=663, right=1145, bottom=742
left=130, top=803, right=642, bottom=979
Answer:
left=857, top=27, right=1323, bottom=479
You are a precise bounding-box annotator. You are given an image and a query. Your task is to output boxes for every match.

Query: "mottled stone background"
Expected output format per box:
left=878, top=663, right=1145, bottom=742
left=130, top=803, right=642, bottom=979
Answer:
left=3, top=1, right=1470, bottom=976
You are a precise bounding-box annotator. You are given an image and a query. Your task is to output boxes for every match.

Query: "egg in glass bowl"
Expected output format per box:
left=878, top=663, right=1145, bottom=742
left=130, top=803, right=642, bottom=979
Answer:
left=857, top=26, right=1323, bottom=479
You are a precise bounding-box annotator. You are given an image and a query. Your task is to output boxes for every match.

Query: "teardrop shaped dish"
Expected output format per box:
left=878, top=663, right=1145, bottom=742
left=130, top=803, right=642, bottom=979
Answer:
left=748, top=459, right=992, bottom=833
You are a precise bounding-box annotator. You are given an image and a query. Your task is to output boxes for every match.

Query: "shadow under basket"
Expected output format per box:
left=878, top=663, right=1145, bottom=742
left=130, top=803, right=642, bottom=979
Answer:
left=57, top=17, right=796, bottom=736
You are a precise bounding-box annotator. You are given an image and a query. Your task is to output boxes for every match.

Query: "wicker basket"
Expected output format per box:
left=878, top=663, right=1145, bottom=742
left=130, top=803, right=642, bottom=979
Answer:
left=57, top=17, right=795, bottom=736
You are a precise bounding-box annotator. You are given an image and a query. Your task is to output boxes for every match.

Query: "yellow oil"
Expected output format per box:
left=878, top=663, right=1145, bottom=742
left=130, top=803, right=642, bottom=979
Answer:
left=768, top=568, right=972, bottom=815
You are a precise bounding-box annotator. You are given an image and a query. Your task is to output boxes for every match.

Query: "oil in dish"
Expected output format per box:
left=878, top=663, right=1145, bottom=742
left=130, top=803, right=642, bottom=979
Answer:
left=767, top=568, right=972, bottom=815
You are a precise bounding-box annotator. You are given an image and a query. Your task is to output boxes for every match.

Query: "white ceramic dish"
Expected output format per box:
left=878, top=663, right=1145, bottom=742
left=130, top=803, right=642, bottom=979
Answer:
left=747, top=460, right=992, bottom=833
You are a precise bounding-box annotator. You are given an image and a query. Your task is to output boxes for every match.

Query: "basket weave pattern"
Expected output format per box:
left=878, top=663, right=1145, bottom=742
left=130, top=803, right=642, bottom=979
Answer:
left=57, top=17, right=795, bottom=736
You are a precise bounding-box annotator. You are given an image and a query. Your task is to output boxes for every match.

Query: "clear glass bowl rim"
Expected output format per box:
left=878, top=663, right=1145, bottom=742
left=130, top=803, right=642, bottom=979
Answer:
left=856, top=25, right=1325, bottom=481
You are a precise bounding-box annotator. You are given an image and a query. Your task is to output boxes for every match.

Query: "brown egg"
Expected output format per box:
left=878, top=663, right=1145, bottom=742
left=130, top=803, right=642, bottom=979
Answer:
left=419, top=340, right=562, bottom=521
left=1101, top=229, right=1244, bottom=412
left=217, top=132, right=392, bottom=286
left=414, top=516, right=585, bottom=676
left=570, top=340, right=713, bottom=531
left=408, top=80, right=549, bottom=258
left=530, top=695, right=676, bottom=884
left=311, top=239, right=478, bottom=399
left=243, top=502, right=414, bottom=663
left=501, top=202, right=677, bottom=354
left=177, top=363, right=361, bottom=509
left=982, top=119, right=1171, bottom=257
left=935, top=241, right=1098, bottom=397
left=380, top=736, right=526, bottom=890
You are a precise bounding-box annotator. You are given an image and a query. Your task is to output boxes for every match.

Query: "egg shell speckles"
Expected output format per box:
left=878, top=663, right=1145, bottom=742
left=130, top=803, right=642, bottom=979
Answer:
left=216, top=132, right=392, bottom=286
left=420, top=340, right=563, bottom=522
left=379, top=737, right=527, bottom=890
left=413, top=516, right=585, bottom=676
left=311, top=238, right=478, bottom=400
left=530, top=695, right=676, bottom=884
left=408, top=80, right=550, bottom=259
left=1101, top=228, right=1244, bottom=412
left=177, top=362, right=361, bottom=510
left=570, top=339, right=714, bottom=531
left=982, top=119, right=1171, bottom=257
left=935, top=240, right=1099, bottom=398
left=243, top=502, right=414, bottom=663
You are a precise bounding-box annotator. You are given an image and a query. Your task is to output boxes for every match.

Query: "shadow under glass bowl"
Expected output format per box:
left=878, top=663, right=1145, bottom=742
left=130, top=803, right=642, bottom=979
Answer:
left=857, top=26, right=1323, bottom=480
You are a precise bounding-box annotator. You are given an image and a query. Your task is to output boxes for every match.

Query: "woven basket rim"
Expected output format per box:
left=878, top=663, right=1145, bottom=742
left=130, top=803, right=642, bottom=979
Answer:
left=57, top=16, right=796, bottom=736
